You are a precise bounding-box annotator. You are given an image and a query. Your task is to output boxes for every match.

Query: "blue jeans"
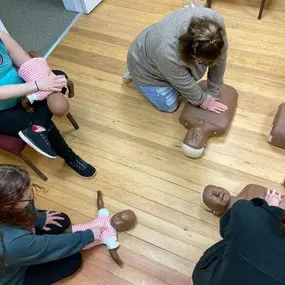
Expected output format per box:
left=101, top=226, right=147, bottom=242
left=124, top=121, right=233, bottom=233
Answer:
left=136, top=85, right=179, bottom=112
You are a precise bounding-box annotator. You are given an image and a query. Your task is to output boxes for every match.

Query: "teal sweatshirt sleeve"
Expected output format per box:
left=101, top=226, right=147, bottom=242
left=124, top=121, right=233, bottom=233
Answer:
left=26, top=203, right=46, bottom=229
left=5, top=229, right=94, bottom=266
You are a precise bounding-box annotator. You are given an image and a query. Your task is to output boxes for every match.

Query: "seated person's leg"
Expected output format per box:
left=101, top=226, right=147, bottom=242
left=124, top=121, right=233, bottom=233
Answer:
left=136, top=85, right=179, bottom=113
left=47, top=121, right=96, bottom=178
left=22, top=252, right=82, bottom=285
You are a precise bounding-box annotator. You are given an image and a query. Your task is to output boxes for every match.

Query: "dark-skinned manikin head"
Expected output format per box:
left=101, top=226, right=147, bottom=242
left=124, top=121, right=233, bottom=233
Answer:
left=111, top=210, right=137, bottom=231
left=201, top=185, right=231, bottom=215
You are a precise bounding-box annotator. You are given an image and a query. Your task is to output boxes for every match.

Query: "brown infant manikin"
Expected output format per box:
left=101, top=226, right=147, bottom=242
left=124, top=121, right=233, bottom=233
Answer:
left=179, top=81, right=238, bottom=158
left=268, top=103, right=285, bottom=149
left=201, top=184, right=285, bottom=216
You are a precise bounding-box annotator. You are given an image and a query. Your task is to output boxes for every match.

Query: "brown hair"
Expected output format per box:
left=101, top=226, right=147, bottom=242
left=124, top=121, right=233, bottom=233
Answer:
left=179, top=18, right=224, bottom=63
left=0, top=165, right=37, bottom=263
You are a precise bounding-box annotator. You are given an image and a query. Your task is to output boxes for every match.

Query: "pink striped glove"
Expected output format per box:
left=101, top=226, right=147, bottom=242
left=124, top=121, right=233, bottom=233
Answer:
left=200, top=95, right=228, bottom=114
left=72, top=221, right=104, bottom=250
left=18, top=57, right=56, bottom=103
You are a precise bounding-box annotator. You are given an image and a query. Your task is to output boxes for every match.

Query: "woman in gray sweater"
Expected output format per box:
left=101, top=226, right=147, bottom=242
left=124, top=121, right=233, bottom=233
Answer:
left=124, top=7, right=228, bottom=114
left=0, top=164, right=100, bottom=285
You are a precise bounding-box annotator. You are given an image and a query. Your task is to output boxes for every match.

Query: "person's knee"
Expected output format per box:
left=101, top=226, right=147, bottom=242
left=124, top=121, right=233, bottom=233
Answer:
left=58, top=212, right=71, bottom=231
left=69, top=253, right=83, bottom=274
left=156, top=87, right=179, bottom=113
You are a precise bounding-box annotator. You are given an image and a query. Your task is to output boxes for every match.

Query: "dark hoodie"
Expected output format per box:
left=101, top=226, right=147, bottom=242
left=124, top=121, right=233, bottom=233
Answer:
left=0, top=203, right=94, bottom=285
left=193, top=198, right=285, bottom=285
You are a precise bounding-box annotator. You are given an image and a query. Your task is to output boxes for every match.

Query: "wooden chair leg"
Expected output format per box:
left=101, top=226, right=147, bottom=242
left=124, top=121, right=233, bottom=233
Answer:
left=206, top=0, right=212, bottom=8
left=258, top=0, right=266, bottom=19
left=66, top=112, right=79, bottom=130
left=20, top=154, right=48, bottom=181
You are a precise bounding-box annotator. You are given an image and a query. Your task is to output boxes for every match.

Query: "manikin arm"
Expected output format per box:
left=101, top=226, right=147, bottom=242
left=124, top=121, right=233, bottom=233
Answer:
left=97, top=190, right=104, bottom=210
left=109, top=249, right=123, bottom=266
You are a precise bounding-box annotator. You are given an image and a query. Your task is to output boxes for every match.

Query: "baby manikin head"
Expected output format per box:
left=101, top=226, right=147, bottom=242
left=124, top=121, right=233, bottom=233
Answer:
left=111, top=210, right=137, bottom=232
left=47, top=93, right=69, bottom=116
left=201, top=185, right=231, bottom=216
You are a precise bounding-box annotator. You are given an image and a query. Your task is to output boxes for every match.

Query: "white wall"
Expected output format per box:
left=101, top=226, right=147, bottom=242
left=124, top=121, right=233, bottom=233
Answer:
left=0, top=20, right=8, bottom=34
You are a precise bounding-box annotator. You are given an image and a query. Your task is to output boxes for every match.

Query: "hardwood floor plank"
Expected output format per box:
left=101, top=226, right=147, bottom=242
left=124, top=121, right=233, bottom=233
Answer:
left=3, top=1, right=285, bottom=284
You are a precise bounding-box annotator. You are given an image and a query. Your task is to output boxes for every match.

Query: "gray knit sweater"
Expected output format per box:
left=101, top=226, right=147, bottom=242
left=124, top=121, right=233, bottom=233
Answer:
left=127, top=7, right=228, bottom=105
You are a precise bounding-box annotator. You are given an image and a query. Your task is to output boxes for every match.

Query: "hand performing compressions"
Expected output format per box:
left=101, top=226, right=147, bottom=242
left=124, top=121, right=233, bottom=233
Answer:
left=200, top=94, right=228, bottom=114
left=264, top=189, right=284, bottom=207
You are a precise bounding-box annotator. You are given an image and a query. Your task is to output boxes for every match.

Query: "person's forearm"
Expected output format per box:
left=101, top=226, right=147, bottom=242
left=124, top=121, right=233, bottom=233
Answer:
left=207, top=52, right=227, bottom=95
left=8, top=230, right=94, bottom=267
left=0, top=82, right=37, bottom=100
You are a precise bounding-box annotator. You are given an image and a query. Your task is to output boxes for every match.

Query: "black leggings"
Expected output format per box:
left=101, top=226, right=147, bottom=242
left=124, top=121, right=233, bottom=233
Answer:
left=22, top=212, right=82, bottom=285
left=0, top=70, right=76, bottom=162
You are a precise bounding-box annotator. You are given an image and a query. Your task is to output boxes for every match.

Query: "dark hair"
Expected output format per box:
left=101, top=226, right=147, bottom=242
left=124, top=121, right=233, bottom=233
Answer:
left=0, top=164, right=37, bottom=263
left=179, top=18, right=224, bottom=63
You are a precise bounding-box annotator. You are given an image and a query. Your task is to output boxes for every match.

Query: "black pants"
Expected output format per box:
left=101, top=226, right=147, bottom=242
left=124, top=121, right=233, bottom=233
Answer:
left=0, top=70, right=76, bottom=162
left=22, top=212, right=82, bottom=285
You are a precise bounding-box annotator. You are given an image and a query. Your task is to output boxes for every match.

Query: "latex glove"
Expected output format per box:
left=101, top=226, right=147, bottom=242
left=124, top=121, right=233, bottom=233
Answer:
left=264, top=188, right=282, bottom=207
left=200, top=95, right=228, bottom=114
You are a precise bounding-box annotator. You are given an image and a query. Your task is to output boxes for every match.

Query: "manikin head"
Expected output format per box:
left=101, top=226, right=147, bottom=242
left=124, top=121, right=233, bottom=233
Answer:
left=111, top=210, right=137, bottom=231
left=47, top=93, right=69, bottom=116
left=201, top=185, right=231, bottom=216
left=183, top=126, right=206, bottom=158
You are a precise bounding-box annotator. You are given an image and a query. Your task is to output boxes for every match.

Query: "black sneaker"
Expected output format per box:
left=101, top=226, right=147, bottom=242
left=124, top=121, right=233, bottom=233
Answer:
left=65, top=156, right=96, bottom=178
left=18, top=125, right=57, bottom=159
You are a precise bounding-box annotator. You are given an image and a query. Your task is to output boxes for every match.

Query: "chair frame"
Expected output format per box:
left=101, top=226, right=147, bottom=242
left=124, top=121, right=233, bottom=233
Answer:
left=0, top=112, right=79, bottom=181
left=206, top=0, right=266, bottom=20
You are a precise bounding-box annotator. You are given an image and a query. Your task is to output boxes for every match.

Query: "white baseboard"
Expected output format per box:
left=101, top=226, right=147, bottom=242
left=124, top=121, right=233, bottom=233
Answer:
left=0, top=19, right=9, bottom=34
left=44, top=13, right=81, bottom=59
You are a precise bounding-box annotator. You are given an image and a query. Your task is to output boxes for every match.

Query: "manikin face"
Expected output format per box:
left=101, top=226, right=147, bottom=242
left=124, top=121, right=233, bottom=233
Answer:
left=110, top=210, right=137, bottom=232
left=202, top=185, right=231, bottom=215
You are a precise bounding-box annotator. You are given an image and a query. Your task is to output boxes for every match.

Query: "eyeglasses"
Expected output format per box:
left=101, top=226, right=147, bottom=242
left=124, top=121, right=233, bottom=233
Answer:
left=18, top=192, right=34, bottom=204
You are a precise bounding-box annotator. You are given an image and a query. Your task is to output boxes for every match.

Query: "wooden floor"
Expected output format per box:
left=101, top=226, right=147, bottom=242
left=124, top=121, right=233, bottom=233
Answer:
left=2, top=0, right=285, bottom=284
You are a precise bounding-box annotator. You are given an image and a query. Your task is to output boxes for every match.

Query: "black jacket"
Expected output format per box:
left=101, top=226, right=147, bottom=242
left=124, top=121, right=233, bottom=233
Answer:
left=193, top=198, right=285, bottom=285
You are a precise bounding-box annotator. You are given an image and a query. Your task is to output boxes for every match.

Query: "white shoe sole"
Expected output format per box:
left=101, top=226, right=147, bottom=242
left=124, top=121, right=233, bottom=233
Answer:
left=18, top=131, right=57, bottom=159
left=122, top=76, right=132, bottom=84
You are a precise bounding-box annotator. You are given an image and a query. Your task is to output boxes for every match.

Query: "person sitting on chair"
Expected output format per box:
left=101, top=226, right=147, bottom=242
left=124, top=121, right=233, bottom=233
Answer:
left=0, top=31, right=95, bottom=178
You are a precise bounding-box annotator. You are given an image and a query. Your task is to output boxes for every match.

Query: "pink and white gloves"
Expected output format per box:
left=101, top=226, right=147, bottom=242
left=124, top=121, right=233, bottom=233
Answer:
left=18, top=57, right=56, bottom=103
left=200, top=94, right=228, bottom=114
